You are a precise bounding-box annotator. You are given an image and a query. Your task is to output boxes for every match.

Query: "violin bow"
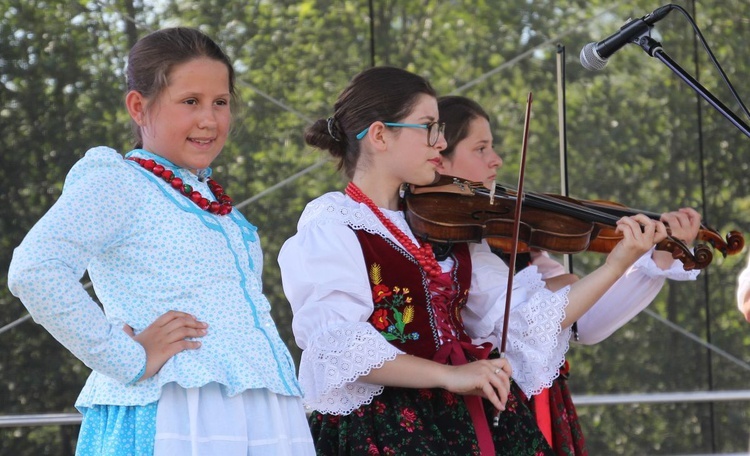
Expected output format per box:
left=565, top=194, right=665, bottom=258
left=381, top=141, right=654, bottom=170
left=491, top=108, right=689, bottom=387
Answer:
left=494, top=91, right=533, bottom=426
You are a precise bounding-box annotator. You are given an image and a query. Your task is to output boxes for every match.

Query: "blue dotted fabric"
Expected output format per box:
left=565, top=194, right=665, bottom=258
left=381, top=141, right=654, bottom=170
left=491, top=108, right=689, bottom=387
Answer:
left=8, top=146, right=302, bottom=410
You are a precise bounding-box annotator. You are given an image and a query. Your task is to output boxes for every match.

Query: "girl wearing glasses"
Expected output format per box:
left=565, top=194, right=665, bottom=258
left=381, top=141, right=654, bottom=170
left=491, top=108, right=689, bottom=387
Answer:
left=278, top=66, right=665, bottom=455
left=435, top=95, right=701, bottom=455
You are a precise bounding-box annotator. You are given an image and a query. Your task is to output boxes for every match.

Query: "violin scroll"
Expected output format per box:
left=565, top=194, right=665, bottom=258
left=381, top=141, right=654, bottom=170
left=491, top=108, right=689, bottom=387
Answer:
left=697, top=228, right=745, bottom=257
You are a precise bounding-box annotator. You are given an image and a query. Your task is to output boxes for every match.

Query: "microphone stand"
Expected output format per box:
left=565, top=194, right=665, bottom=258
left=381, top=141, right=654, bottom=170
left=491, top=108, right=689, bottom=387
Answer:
left=635, top=35, right=750, bottom=139
left=556, top=44, right=578, bottom=341
left=637, top=34, right=726, bottom=454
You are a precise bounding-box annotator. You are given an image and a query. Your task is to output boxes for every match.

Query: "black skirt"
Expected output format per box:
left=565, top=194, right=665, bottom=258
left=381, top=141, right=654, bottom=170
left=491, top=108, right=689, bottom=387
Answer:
left=309, top=381, right=553, bottom=456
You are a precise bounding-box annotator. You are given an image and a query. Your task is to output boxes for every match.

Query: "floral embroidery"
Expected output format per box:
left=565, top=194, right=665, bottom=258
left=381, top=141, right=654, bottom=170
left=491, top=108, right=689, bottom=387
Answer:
left=373, top=284, right=392, bottom=302
left=310, top=383, right=553, bottom=455
left=442, top=389, right=459, bottom=406
left=398, top=406, right=423, bottom=433
left=373, top=400, right=386, bottom=414
left=369, top=263, right=419, bottom=343
left=372, top=309, right=390, bottom=330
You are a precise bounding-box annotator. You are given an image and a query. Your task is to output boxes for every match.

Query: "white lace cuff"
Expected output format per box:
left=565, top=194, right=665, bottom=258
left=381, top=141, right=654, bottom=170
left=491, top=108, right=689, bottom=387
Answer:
left=504, top=286, right=571, bottom=398
left=299, top=321, right=403, bottom=415
left=513, top=265, right=546, bottom=298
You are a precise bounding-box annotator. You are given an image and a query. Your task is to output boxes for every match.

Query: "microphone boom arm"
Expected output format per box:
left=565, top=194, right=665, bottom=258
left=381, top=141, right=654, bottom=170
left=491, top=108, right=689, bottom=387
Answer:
left=636, top=35, right=750, bottom=139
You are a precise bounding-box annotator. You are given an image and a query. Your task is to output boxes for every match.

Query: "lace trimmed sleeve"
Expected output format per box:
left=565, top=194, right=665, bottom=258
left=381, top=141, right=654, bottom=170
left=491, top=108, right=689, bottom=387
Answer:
left=299, top=321, right=403, bottom=415
left=502, top=274, right=570, bottom=397
left=463, top=241, right=572, bottom=398
left=279, top=193, right=406, bottom=414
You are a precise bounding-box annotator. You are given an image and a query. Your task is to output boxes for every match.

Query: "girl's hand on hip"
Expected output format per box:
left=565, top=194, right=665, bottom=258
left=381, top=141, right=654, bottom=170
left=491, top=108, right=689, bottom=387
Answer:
left=124, top=310, right=208, bottom=381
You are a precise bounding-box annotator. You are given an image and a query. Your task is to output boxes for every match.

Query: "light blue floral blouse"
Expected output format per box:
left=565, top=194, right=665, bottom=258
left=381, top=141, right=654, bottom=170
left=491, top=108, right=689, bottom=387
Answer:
left=8, top=147, right=301, bottom=409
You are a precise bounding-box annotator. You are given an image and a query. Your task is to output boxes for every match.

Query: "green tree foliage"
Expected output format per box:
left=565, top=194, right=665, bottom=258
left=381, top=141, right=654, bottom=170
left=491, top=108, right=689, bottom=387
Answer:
left=2, top=0, right=749, bottom=453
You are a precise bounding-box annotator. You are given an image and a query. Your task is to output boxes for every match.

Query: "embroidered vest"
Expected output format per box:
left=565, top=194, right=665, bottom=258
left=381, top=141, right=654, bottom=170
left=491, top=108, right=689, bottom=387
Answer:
left=354, top=229, right=482, bottom=361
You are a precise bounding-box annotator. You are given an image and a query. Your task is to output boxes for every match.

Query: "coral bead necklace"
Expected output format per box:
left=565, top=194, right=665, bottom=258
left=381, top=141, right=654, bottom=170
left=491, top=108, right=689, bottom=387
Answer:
left=345, top=181, right=441, bottom=278
left=127, top=156, right=233, bottom=215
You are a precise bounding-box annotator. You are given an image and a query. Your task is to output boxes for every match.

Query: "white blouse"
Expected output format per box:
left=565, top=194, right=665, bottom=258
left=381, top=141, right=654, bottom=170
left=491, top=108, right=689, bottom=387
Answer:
left=278, top=192, right=698, bottom=415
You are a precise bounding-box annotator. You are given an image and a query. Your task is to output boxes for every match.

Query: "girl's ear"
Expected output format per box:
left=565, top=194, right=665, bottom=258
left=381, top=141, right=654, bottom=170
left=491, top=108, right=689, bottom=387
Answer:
left=364, top=121, right=389, bottom=152
left=125, top=90, right=146, bottom=125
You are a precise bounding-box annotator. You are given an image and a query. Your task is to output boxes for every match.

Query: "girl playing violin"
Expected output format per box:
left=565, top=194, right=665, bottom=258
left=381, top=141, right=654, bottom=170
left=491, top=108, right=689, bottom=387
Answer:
left=278, top=66, right=667, bottom=455
left=436, top=94, right=702, bottom=455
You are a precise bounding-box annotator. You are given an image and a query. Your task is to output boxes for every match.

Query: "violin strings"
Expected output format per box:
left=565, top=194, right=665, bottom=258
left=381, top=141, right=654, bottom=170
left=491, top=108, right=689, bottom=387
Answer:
left=475, top=186, right=621, bottom=225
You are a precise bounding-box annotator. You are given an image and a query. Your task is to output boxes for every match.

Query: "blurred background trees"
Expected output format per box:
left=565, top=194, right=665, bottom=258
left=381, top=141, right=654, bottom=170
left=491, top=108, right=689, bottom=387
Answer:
left=2, top=0, right=749, bottom=454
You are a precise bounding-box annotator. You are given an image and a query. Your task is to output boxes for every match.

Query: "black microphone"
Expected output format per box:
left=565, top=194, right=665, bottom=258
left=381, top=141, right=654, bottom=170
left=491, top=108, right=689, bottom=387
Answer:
left=580, top=5, right=674, bottom=70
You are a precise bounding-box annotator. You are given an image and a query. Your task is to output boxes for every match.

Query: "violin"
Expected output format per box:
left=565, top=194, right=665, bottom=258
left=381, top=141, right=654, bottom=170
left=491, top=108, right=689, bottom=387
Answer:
left=402, top=175, right=734, bottom=271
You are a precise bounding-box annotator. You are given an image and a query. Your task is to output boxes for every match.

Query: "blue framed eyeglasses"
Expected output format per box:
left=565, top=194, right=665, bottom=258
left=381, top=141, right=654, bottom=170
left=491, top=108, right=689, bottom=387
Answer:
left=355, top=121, right=446, bottom=147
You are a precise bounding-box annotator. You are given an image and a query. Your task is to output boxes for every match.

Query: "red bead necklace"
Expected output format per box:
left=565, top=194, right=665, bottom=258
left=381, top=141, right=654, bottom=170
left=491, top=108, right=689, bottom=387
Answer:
left=127, top=157, right=233, bottom=215
left=345, top=181, right=441, bottom=278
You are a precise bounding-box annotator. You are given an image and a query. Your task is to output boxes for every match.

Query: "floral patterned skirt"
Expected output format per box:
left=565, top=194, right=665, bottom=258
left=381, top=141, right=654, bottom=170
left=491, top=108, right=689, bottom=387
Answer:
left=309, top=381, right=553, bottom=456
